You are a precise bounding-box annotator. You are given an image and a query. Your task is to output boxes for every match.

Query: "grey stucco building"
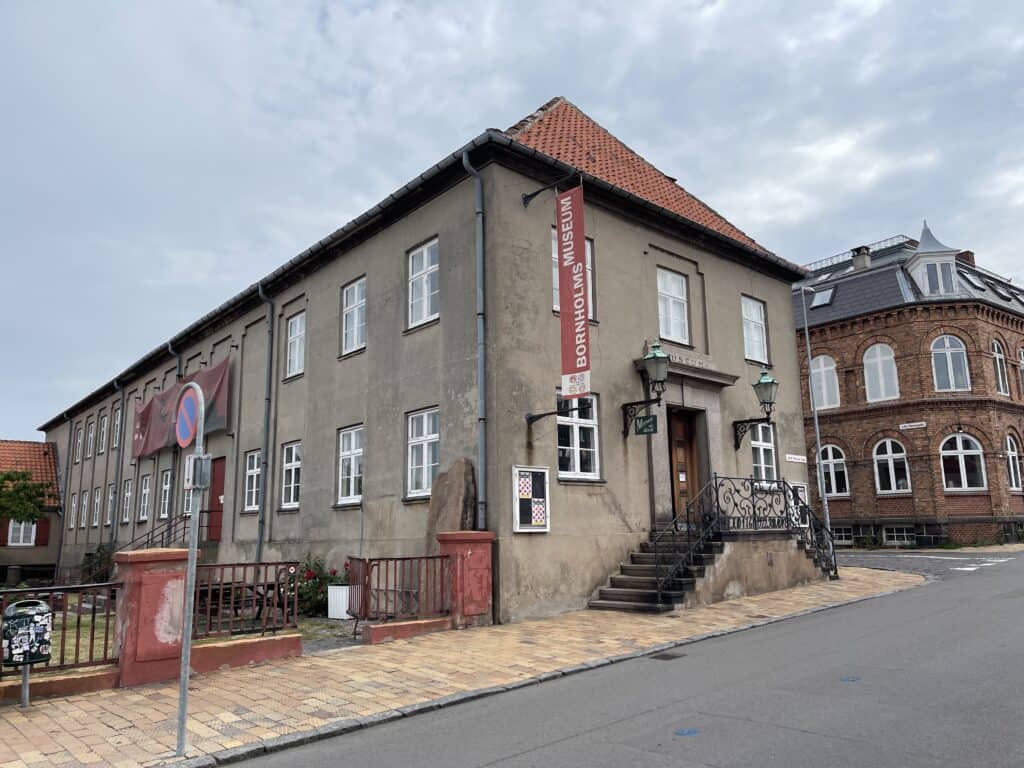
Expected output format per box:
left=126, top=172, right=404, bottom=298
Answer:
left=41, top=97, right=809, bottom=621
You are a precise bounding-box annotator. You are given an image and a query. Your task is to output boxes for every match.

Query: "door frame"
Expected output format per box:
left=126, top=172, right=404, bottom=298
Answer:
left=667, top=407, right=707, bottom=521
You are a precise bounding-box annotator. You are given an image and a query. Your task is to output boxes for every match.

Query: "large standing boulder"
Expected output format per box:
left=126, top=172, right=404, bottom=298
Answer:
left=425, top=458, right=477, bottom=553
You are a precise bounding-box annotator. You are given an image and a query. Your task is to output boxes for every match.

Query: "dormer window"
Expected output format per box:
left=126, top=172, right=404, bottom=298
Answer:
left=926, top=262, right=955, bottom=295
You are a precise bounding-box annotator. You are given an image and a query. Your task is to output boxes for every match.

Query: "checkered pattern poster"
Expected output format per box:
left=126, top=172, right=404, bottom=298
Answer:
left=513, top=465, right=550, bottom=533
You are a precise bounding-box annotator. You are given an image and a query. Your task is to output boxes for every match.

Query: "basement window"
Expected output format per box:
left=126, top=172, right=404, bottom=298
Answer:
left=832, top=527, right=853, bottom=546
left=883, top=526, right=915, bottom=546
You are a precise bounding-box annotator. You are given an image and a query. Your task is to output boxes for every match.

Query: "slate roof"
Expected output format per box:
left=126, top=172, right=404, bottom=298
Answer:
left=0, top=440, right=60, bottom=506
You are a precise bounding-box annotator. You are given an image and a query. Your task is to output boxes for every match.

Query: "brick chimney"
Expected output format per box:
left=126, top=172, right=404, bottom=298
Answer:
left=852, top=245, right=872, bottom=271
left=956, top=250, right=975, bottom=266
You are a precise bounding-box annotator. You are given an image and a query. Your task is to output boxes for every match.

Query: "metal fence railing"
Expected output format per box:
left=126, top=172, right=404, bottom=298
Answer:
left=0, top=582, right=120, bottom=679
left=192, top=562, right=299, bottom=639
left=348, top=556, right=450, bottom=624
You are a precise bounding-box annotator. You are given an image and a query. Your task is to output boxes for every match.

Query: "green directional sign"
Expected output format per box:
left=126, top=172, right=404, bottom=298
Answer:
left=634, top=414, right=658, bottom=435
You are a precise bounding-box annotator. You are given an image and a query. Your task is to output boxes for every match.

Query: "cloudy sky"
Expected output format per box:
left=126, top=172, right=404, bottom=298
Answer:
left=2, top=1, right=1022, bottom=440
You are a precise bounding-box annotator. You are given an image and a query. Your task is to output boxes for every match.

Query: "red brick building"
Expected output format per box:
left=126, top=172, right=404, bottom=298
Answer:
left=793, top=225, right=1024, bottom=546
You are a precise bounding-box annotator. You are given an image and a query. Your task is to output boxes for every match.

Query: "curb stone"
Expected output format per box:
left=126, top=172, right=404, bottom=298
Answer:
left=163, top=570, right=921, bottom=768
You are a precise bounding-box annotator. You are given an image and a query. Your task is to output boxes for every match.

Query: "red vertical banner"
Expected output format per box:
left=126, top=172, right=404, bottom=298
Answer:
left=555, top=185, right=591, bottom=398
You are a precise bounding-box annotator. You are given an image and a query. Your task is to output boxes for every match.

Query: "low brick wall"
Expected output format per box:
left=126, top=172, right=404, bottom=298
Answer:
left=363, top=617, right=452, bottom=645
left=948, top=521, right=1003, bottom=546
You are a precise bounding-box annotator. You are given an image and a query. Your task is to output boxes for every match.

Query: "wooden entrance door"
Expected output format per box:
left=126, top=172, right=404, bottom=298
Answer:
left=207, top=457, right=225, bottom=542
left=669, top=411, right=700, bottom=518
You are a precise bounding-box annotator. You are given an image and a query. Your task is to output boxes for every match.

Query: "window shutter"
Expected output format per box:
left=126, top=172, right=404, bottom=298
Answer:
left=36, top=517, right=50, bottom=547
left=0, top=518, right=8, bottom=546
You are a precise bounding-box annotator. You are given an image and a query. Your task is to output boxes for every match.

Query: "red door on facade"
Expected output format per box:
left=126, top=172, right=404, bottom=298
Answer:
left=207, top=457, right=225, bottom=542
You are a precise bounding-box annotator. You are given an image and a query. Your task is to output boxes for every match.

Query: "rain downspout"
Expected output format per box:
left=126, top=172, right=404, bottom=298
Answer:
left=256, top=282, right=274, bottom=563
left=462, top=151, right=487, bottom=531
left=108, top=380, right=126, bottom=547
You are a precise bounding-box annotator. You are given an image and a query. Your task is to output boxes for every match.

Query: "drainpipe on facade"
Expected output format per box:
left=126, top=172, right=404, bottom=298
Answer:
left=462, top=151, right=488, bottom=532
left=800, top=287, right=831, bottom=531
left=256, top=282, right=274, bottom=563
left=108, top=380, right=126, bottom=548
left=54, top=411, right=73, bottom=581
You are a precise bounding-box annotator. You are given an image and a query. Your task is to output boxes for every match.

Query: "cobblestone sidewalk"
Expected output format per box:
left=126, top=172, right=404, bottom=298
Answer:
left=0, top=567, right=923, bottom=768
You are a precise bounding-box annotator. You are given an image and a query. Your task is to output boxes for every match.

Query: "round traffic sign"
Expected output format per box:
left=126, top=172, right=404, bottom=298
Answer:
left=176, top=390, right=200, bottom=449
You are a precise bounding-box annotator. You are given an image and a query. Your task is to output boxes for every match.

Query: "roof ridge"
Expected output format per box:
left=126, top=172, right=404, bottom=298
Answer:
left=0, top=439, right=54, bottom=446
left=505, top=96, right=568, bottom=137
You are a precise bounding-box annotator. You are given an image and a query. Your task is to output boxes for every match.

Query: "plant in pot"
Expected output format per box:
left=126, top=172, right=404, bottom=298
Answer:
left=326, top=560, right=352, bottom=620
left=297, top=554, right=350, bottom=617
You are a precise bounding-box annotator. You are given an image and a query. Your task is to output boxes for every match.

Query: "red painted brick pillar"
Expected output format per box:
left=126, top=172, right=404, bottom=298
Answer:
left=113, top=548, right=189, bottom=687
left=437, top=531, right=494, bottom=629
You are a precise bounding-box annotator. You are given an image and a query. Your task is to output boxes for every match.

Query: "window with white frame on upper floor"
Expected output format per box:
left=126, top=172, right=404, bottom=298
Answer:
left=281, top=441, right=302, bottom=509
left=244, top=451, right=261, bottom=512
left=112, top=407, right=121, bottom=449
left=657, top=268, right=689, bottom=344
left=407, top=409, right=440, bottom=497
left=864, top=343, right=899, bottom=402
left=74, top=427, right=83, bottom=463
left=68, top=493, right=77, bottom=529
left=993, top=341, right=1010, bottom=396
left=159, top=470, right=171, bottom=519
left=751, top=423, right=776, bottom=482
left=820, top=445, right=849, bottom=497
left=556, top=394, right=600, bottom=480
left=337, top=426, right=364, bottom=504
left=931, top=335, right=971, bottom=392
left=285, top=311, right=306, bottom=377
left=874, top=439, right=911, bottom=494
left=7, top=520, right=36, bottom=547
left=341, top=277, right=367, bottom=355
left=1006, top=435, right=1022, bottom=492
left=941, top=433, right=987, bottom=491
left=138, top=475, right=150, bottom=522
left=408, top=239, right=440, bottom=327
left=925, top=262, right=955, bottom=295
left=80, top=489, right=89, bottom=528
left=810, top=355, right=840, bottom=410
left=98, top=414, right=108, bottom=454
left=86, top=421, right=95, bottom=458
left=121, top=479, right=132, bottom=524
left=551, top=230, right=595, bottom=319
left=741, top=296, right=768, bottom=364
left=182, top=482, right=194, bottom=517
left=92, top=487, right=101, bottom=527
left=105, top=483, right=115, bottom=525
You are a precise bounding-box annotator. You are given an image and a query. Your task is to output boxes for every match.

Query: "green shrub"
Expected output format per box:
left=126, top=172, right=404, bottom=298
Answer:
left=296, top=553, right=348, bottom=617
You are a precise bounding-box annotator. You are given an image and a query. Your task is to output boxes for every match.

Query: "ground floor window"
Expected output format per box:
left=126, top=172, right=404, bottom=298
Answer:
left=407, top=409, right=440, bottom=497
left=832, top=526, right=853, bottom=545
left=281, top=441, right=302, bottom=509
left=751, top=423, right=776, bottom=482
left=883, top=526, right=915, bottom=546
left=556, top=394, right=600, bottom=479
left=7, top=520, right=36, bottom=546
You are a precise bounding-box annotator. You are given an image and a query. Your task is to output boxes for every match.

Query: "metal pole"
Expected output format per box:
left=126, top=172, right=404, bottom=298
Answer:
left=800, top=287, right=831, bottom=531
left=20, top=664, right=29, bottom=709
left=176, top=382, right=205, bottom=758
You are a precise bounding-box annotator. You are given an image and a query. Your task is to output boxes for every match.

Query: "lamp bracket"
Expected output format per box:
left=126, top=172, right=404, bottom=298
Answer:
left=733, top=417, right=771, bottom=450
left=522, top=172, right=580, bottom=208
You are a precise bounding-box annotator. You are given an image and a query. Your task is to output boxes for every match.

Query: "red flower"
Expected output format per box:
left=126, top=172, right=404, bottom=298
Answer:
left=329, top=568, right=338, bottom=576
left=304, top=569, right=316, bottom=580
left=343, top=560, right=350, bottom=571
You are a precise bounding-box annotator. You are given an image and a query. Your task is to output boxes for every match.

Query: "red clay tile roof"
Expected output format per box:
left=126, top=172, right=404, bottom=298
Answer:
left=0, top=440, right=60, bottom=506
left=505, top=97, right=771, bottom=256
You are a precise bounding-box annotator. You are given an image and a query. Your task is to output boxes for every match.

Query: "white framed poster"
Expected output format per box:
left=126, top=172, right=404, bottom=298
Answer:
left=513, top=465, right=550, bottom=533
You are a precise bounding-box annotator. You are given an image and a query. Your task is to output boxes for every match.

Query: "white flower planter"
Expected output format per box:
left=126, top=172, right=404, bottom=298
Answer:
left=327, top=584, right=353, bottom=620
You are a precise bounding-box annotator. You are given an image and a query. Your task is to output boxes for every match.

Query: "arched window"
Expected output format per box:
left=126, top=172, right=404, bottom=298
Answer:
left=864, top=343, right=899, bottom=402
left=940, top=434, right=987, bottom=490
left=1006, top=435, right=1022, bottom=492
left=810, top=355, right=840, bottom=410
left=993, top=341, right=1010, bottom=396
left=874, top=439, right=911, bottom=494
left=1019, top=348, right=1024, bottom=398
left=819, top=445, right=849, bottom=497
left=931, top=335, right=971, bottom=392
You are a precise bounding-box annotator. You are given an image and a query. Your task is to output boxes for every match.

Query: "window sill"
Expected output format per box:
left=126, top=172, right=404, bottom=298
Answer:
left=282, top=372, right=305, bottom=384
left=942, top=489, right=989, bottom=495
left=402, top=495, right=431, bottom=505
left=557, top=477, right=606, bottom=486
left=659, top=336, right=692, bottom=349
left=6, top=543, right=35, bottom=548
left=404, top=317, right=440, bottom=335
left=826, top=495, right=851, bottom=500
left=137, top=519, right=149, bottom=525
left=240, top=509, right=259, bottom=516
left=333, top=501, right=362, bottom=510
left=551, top=310, right=599, bottom=326
left=876, top=491, right=913, bottom=497
left=338, top=346, right=366, bottom=361
left=277, top=507, right=300, bottom=514
left=745, top=359, right=772, bottom=368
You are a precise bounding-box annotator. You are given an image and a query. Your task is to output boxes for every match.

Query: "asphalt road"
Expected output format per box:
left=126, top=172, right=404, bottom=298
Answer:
left=248, top=557, right=1024, bottom=768
left=839, top=547, right=1020, bottom=580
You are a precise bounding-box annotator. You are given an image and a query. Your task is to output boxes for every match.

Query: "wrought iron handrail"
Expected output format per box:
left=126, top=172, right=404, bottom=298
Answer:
left=651, top=477, right=720, bottom=606
left=79, top=511, right=213, bottom=583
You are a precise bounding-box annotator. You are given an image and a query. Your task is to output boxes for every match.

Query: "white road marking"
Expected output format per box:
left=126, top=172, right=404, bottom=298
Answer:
left=951, top=567, right=980, bottom=572
left=846, top=554, right=999, bottom=561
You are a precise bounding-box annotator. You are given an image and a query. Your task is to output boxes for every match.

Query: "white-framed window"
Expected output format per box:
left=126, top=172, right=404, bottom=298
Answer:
left=105, top=483, right=115, bottom=526
left=285, top=311, right=306, bottom=378
left=925, top=262, right=955, bottom=295
left=337, top=426, right=364, bottom=504
left=932, top=335, right=971, bottom=392
left=993, top=340, right=1010, bottom=396
left=7, top=520, right=36, bottom=547
left=1006, top=435, right=1022, bottom=492
left=657, top=268, right=689, bottom=344
left=92, top=487, right=101, bottom=527
left=138, top=475, right=150, bottom=522
left=86, top=421, right=95, bottom=459
left=832, top=526, right=853, bottom=546
left=810, top=287, right=835, bottom=308
left=941, top=433, right=987, bottom=491
left=244, top=451, right=261, bottom=512
left=820, top=445, right=849, bottom=497
left=97, top=414, right=108, bottom=455
left=159, top=470, right=172, bottom=519
left=884, top=526, right=915, bottom=546
left=80, top=490, right=89, bottom=528
left=1019, top=348, right=1024, bottom=398
left=121, top=479, right=132, bottom=524
left=864, top=343, right=899, bottom=402
left=741, top=296, right=768, bottom=364
left=408, top=239, right=440, bottom=327
left=68, top=493, right=77, bottom=529
left=810, top=355, right=840, bottom=410
left=74, top=427, right=83, bottom=463
left=182, top=483, right=193, bottom=517
left=874, top=439, right=911, bottom=494
left=112, top=407, right=121, bottom=449
left=341, top=276, right=367, bottom=355
left=407, top=409, right=440, bottom=496
left=551, top=231, right=595, bottom=319
left=751, top=423, right=776, bottom=482
left=281, top=441, right=302, bottom=508
left=556, top=394, right=600, bottom=479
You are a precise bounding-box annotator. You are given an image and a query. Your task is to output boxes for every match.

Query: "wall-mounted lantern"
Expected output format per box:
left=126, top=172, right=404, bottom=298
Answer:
left=733, top=369, right=779, bottom=449
left=621, top=341, right=670, bottom=436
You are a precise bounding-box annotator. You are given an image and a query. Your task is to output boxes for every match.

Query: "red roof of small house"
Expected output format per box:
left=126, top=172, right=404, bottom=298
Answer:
left=505, top=97, right=772, bottom=257
left=0, top=440, right=60, bottom=506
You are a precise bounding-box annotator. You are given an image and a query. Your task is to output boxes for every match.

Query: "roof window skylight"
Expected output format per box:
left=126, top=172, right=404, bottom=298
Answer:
left=810, top=287, right=835, bottom=308
left=957, top=268, right=986, bottom=291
